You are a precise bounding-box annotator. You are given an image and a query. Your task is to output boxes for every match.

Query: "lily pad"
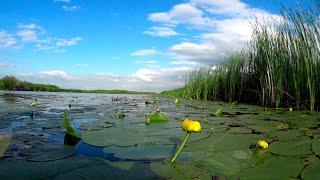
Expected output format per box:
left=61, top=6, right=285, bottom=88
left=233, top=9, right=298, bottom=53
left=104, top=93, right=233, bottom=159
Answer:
left=235, top=157, right=303, bottom=179
left=103, top=144, right=174, bottom=160
left=267, top=129, right=304, bottom=141
left=186, top=133, right=269, bottom=152
left=146, top=112, right=170, bottom=124
left=0, top=135, right=11, bottom=157
left=270, top=138, right=312, bottom=156
left=228, top=127, right=252, bottom=134
left=81, top=126, right=144, bottom=147
left=312, top=135, right=320, bottom=156
left=150, top=162, right=212, bottom=179
left=19, top=144, right=74, bottom=162
left=0, top=157, right=104, bottom=179
left=301, top=160, right=320, bottom=180
left=199, top=151, right=241, bottom=176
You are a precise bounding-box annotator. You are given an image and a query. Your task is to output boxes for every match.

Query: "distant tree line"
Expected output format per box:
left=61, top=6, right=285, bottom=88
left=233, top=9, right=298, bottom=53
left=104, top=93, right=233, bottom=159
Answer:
left=0, top=76, right=61, bottom=92
left=0, top=75, right=153, bottom=94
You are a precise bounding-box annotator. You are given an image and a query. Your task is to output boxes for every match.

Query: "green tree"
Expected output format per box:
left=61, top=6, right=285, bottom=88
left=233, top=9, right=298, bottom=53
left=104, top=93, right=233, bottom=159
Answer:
left=1, top=76, right=18, bottom=90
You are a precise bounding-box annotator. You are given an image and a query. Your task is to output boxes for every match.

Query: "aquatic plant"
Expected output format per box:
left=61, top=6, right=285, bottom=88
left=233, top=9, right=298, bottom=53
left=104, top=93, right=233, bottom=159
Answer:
left=62, top=111, right=79, bottom=138
left=257, top=140, right=269, bottom=149
left=117, top=112, right=125, bottom=119
left=215, top=107, right=223, bottom=117
left=145, top=109, right=169, bottom=125
left=171, top=119, right=202, bottom=163
left=165, top=5, right=320, bottom=111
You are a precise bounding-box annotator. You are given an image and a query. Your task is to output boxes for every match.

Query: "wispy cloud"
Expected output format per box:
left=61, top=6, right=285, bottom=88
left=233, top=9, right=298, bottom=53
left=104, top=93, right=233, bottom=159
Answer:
left=0, top=30, right=17, bottom=48
left=39, top=70, right=74, bottom=80
left=56, top=37, right=83, bottom=47
left=62, top=5, right=80, bottom=12
left=144, top=27, right=178, bottom=37
left=131, top=49, right=158, bottom=56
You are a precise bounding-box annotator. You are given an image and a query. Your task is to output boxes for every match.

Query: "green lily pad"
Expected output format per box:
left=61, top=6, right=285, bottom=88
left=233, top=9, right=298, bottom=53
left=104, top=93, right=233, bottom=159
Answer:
left=199, top=151, right=241, bottom=176
left=235, top=157, right=303, bottom=179
left=82, top=120, right=114, bottom=131
left=19, top=144, right=74, bottom=162
left=270, top=138, right=312, bottom=156
left=81, top=126, right=144, bottom=147
left=146, top=112, right=170, bottom=124
left=0, top=135, right=11, bottom=157
left=150, top=162, right=212, bottom=179
left=186, top=133, right=269, bottom=152
left=312, top=135, right=320, bottom=156
left=301, top=160, right=320, bottom=180
left=228, top=127, right=252, bottom=134
left=144, top=126, right=211, bottom=145
left=54, top=161, right=158, bottom=179
left=267, top=129, right=304, bottom=141
left=103, top=145, right=174, bottom=160
left=0, top=157, right=104, bottom=179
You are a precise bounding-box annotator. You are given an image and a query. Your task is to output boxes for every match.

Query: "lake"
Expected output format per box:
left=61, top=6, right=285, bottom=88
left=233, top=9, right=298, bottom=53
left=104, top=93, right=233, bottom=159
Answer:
left=0, top=90, right=320, bottom=179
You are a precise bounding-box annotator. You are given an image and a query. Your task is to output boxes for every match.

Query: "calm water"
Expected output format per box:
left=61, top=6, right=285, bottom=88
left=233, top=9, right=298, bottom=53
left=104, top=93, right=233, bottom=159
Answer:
left=0, top=90, right=319, bottom=179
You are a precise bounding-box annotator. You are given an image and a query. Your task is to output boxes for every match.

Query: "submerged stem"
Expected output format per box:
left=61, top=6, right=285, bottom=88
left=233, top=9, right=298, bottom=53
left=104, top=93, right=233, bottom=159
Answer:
left=170, top=132, right=191, bottom=163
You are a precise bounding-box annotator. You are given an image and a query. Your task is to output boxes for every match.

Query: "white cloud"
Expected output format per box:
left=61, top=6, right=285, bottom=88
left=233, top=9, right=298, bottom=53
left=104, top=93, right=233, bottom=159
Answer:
left=131, top=49, right=158, bottom=56
left=17, top=29, right=38, bottom=42
left=134, top=60, right=158, bottom=64
left=0, top=30, right=17, bottom=48
left=147, top=0, right=282, bottom=65
left=169, top=42, right=218, bottom=63
left=148, top=3, right=213, bottom=27
left=75, top=64, right=89, bottom=67
left=18, top=23, right=38, bottom=30
left=15, top=66, right=191, bottom=92
left=56, top=37, right=83, bottom=47
left=39, top=70, right=74, bottom=80
left=62, top=5, right=80, bottom=11
left=143, top=27, right=178, bottom=37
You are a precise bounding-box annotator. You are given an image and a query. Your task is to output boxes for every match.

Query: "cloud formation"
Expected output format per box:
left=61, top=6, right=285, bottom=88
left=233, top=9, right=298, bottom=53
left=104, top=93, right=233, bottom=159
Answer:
left=144, top=27, right=178, bottom=37
left=15, top=66, right=190, bottom=92
left=131, top=49, right=158, bottom=56
left=147, top=0, right=282, bottom=65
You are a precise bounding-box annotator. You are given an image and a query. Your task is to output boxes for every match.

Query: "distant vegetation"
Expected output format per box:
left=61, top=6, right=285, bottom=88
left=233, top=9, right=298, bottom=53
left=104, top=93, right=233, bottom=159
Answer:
left=162, top=5, right=320, bottom=111
left=0, top=76, right=152, bottom=94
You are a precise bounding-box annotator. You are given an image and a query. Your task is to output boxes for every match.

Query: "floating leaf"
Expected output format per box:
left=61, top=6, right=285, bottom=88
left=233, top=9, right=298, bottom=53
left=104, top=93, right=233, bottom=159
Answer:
left=19, top=144, right=74, bottom=162
left=267, top=129, right=304, bottom=141
left=276, top=123, right=290, bottom=130
left=301, top=160, right=320, bottom=180
left=103, top=145, right=174, bottom=160
left=269, top=138, right=312, bottom=156
left=312, top=135, right=320, bottom=156
left=146, top=112, right=170, bottom=124
left=81, top=126, right=144, bottom=147
left=235, top=157, right=303, bottom=179
left=150, top=162, right=212, bottom=179
left=215, top=107, right=223, bottom=117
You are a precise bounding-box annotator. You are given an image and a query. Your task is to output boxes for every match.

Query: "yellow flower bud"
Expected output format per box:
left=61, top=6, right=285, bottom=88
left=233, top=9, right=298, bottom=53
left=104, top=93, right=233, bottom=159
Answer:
left=257, top=140, right=269, bottom=149
left=181, top=119, right=201, bottom=133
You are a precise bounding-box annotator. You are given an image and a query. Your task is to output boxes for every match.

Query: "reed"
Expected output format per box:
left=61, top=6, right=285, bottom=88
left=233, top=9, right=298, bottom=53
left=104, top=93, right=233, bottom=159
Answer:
left=175, top=5, right=320, bottom=110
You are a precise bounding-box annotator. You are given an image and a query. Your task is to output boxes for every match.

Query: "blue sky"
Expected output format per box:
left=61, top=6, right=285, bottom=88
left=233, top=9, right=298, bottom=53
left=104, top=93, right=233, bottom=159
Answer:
left=0, top=0, right=313, bottom=91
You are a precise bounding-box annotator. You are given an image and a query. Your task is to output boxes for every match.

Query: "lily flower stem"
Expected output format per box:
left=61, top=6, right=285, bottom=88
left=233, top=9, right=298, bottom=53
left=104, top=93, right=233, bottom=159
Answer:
left=171, top=132, right=191, bottom=163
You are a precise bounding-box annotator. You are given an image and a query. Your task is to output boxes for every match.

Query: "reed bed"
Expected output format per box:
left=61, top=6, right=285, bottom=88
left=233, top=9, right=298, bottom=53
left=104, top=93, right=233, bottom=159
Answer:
left=176, top=6, right=320, bottom=110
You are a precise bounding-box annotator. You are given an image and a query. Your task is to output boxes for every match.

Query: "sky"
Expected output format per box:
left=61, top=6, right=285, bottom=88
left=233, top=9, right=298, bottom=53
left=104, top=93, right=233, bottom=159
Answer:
left=0, top=0, right=313, bottom=92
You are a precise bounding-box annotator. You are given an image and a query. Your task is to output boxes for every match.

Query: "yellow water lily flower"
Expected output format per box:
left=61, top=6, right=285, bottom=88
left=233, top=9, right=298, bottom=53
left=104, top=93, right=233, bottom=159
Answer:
left=289, top=107, right=293, bottom=111
left=181, top=119, right=201, bottom=133
left=257, top=140, right=269, bottom=149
